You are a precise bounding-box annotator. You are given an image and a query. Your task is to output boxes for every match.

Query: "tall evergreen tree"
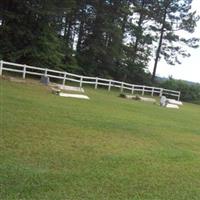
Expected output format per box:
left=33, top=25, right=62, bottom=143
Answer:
left=151, top=0, right=199, bottom=81
left=77, top=0, right=129, bottom=77
left=0, top=0, right=65, bottom=68
left=0, top=0, right=199, bottom=84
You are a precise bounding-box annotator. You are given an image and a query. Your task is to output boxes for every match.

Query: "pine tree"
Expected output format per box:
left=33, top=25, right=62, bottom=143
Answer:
left=151, top=0, right=199, bottom=81
left=0, top=0, right=65, bottom=68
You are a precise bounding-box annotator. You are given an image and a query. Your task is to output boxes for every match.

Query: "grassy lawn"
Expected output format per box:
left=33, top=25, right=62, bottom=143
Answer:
left=1, top=78, right=200, bottom=200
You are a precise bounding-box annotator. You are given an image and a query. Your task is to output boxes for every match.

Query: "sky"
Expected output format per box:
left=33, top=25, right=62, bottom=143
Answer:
left=148, top=0, right=200, bottom=83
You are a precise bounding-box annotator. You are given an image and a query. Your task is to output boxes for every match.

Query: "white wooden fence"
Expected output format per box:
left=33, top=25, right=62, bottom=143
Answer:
left=0, top=60, right=181, bottom=100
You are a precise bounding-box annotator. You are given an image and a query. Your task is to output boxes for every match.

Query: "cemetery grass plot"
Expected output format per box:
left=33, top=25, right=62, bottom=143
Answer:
left=1, top=79, right=200, bottom=200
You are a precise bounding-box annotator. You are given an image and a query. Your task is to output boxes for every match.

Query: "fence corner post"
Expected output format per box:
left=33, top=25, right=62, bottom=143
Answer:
left=0, top=60, right=3, bottom=76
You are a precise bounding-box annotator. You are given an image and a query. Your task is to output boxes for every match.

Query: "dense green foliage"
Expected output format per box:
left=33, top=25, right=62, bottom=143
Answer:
left=0, top=0, right=199, bottom=83
left=1, top=79, right=200, bottom=199
left=159, top=77, right=200, bottom=103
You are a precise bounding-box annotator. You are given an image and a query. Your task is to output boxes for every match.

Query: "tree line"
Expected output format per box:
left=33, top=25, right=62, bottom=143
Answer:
left=0, top=0, right=199, bottom=84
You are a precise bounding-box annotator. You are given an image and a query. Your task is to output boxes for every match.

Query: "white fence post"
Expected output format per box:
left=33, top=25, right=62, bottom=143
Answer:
left=0, top=60, right=3, bottom=76
left=121, top=82, right=124, bottom=93
left=80, top=76, right=83, bottom=87
left=44, top=68, right=48, bottom=76
left=108, top=80, right=112, bottom=91
left=63, top=72, right=66, bottom=85
left=178, top=91, right=181, bottom=101
left=151, top=87, right=154, bottom=96
left=131, top=85, right=134, bottom=94
left=95, top=77, right=98, bottom=89
left=160, top=88, right=163, bottom=97
left=0, top=60, right=181, bottom=100
left=23, top=65, right=26, bottom=79
left=142, top=86, right=145, bottom=96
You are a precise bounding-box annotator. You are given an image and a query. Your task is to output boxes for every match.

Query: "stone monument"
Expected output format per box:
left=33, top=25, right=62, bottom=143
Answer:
left=40, top=75, right=49, bottom=85
left=160, top=96, right=167, bottom=107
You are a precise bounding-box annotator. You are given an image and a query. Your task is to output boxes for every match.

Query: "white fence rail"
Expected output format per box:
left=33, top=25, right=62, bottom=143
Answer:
left=0, top=60, right=181, bottom=100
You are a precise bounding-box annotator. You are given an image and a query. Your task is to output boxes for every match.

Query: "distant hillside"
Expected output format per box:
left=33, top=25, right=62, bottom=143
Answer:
left=155, top=76, right=200, bottom=85
left=156, top=76, right=200, bottom=103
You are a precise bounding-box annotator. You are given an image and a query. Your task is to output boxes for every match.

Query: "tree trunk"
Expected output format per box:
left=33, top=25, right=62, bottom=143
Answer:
left=132, top=0, right=145, bottom=64
left=151, top=5, right=168, bottom=82
left=66, top=19, right=73, bottom=48
left=76, top=19, right=84, bottom=53
left=63, top=15, right=67, bottom=38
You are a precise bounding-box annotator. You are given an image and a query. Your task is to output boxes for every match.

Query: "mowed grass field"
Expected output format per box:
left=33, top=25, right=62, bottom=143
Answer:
left=1, top=78, right=200, bottom=200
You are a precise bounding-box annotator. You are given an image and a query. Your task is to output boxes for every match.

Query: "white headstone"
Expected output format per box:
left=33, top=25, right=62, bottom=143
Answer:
left=160, top=96, right=167, bottom=107
left=166, top=104, right=179, bottom=109
left=167, top=98, right=183, bottom=106
left=59, top=93, right=90, bottom=99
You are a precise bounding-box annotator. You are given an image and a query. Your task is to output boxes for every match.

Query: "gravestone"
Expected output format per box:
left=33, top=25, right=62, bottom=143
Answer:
left=40, top=75, right=49, bottom=85
left=160, top=96, right=167, bottom=107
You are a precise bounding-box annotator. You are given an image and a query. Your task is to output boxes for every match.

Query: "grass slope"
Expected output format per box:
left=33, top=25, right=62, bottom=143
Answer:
left=1, top=78, right=200, bottom=200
